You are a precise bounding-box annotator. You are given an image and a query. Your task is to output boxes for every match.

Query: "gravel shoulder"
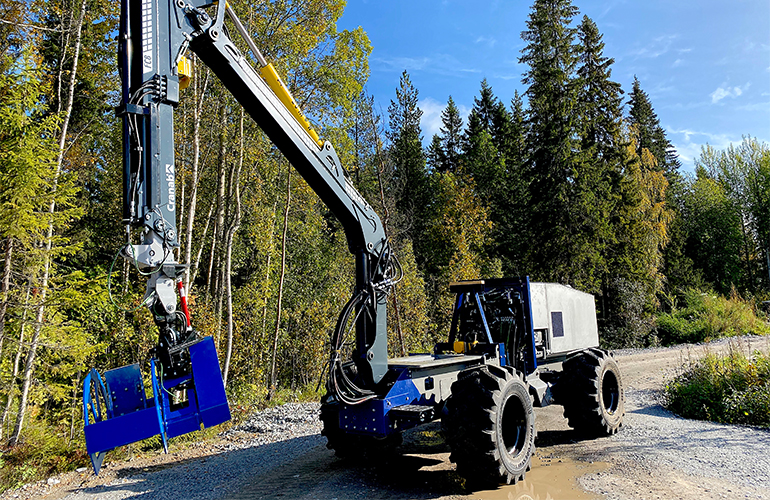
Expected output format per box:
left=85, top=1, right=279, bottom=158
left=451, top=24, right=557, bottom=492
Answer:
left=3, top=336, right=769, bottom=500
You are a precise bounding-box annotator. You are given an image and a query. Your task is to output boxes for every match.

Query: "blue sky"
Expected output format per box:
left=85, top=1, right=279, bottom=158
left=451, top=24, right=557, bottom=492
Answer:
left=338, top=0, right=770, bottom=172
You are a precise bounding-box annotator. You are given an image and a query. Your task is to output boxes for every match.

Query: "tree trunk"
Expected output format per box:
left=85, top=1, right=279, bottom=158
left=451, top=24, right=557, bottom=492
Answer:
left=260, top=196, right=279, bottom=339
left=190, top=204, right=215, bottom=286
left=740, top=212, right=755, bottom=292
left=10, top=0, right=88, bottom=445
left=1, top=280, right=31, bottom=441
left=207, top=103, right=227, bottom=300
left=222, top=110, right=244, bottom=387
left=371, top=117, right=406, bottom=356
left=184, top=64, right=210, bottom=291
left=766, top=246, right=770, bottom=287
left=254, top=194, right=279, bottom=376
left=0, top=238, right=14, bottom=363
left=68, top=370, right=81, bottom=443
left=268, top=167, right=291, bottom=400
left=208, top=104, right=227, bottom=349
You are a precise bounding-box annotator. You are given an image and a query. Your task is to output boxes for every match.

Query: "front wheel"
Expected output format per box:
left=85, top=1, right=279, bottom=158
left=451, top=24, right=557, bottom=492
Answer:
left=442, top=365, right=536, bottom=486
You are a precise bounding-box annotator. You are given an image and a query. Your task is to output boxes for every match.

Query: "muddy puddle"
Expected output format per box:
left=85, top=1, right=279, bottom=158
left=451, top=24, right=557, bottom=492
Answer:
left=472, top=454, right=608, bottom=500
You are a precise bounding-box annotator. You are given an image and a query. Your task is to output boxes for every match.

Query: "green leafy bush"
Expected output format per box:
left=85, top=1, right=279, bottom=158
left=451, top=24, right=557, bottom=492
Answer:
left=665, top=347, right=770, bottom=427
left=0, top=414, right=89, bottom=493
left=656, top=289, right=770, bottom=345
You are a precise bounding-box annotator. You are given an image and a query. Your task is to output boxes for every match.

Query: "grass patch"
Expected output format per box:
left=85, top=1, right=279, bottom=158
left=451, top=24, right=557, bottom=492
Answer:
left=664, top=344, right=770, bottom=427
left=656, top=289, right=770, bottom=345
left=0, top=414, right=89, bottom=493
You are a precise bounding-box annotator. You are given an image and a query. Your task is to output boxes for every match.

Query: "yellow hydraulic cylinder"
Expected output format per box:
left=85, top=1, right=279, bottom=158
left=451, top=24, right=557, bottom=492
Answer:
left=177, top=56, right=192, bottom=90
left=259, top=63, right=322, bottom=148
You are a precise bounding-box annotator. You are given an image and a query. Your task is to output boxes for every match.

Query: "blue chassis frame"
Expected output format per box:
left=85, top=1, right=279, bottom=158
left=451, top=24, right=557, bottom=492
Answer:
left=338, top=277, right=539, bottom=439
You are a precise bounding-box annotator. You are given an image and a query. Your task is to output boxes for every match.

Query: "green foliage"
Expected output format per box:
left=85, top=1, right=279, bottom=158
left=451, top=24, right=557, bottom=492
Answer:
left=0, top=48, right=61, bottom=246
left=680, top=167, right=744, bottom=294
left=0, top=409, right=89, bottom=493
left=665, top=347, right=770, bottom=427
left=388, top=70, right=430, bottom=259
left=696, top=138, right=770, bottom=292
left=656, top=289, right=770, bottom=345
left=627, top=76, right=679, bottom=175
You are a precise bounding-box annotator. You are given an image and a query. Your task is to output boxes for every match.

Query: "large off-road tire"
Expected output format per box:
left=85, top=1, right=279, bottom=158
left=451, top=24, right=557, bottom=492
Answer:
left=320, top=398, right=402, bottom=459
left=559, top=348, right=625, bottom=436
left=442, top=365, right=536, bottom=486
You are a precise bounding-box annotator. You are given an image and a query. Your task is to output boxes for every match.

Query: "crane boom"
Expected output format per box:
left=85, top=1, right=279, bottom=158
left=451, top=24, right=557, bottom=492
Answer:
left=83, top=0, right=393, bottom=474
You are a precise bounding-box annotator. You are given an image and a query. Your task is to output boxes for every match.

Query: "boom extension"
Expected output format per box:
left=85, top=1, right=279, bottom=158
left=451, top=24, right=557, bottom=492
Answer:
left=84, top=0, right=394, bottom=473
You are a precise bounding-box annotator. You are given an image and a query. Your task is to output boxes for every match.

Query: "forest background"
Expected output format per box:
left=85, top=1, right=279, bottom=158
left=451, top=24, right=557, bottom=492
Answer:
left=0, top=0, right=769, bottom=487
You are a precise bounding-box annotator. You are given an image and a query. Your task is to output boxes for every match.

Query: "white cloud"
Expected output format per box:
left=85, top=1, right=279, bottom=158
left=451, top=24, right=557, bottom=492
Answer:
left=630, top=34, right=679, bottom=59
left=419, top=97, right=445, bottom=138
left=374, top=54, right=480, bottom=76
left=374, top=56, right=431, bottom=72
left=710, top=87, right=731, bottom=103
left=666, top=127, right=737, bottom=171
left=419, top=97, right=471, bottom=139
left=710, top=83, right=751, bottom=104
left=475, top=36, right=497, bottom=48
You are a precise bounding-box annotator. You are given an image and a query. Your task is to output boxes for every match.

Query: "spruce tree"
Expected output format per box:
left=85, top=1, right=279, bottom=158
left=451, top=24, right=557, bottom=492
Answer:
left=628, top=77, right=680, bottom=175
left=427, top=134, right=446, bottom=172
left=519, top=0, right=580, bottom=284
left=464, top=79, right=497, bottom=147
left=387, top=70, right=430, bottom=265
left=508, top=91, right=529, bottom=172
left=495, top=92, right=530, bottom=275
left=576, top=16, right=623, bottom=155
left=439, top=96, right=463, bottom=173
left=572, top=15, right=625, bottom=293
left=463, top=82, right=505, bottom=231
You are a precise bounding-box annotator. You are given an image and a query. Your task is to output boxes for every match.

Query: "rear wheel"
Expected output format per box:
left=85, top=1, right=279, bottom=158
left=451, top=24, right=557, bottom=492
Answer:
left=442, top=365, right=535, bottom=486
left=559, top=348, right=625, bottom=436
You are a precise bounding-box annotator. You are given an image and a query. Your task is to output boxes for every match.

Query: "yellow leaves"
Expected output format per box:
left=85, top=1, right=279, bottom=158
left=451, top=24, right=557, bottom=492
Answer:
left=622, top=126, right=673, bottom=287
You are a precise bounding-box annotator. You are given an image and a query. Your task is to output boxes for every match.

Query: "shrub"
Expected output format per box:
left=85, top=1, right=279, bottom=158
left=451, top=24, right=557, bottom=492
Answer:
left=665, top=346, right=770, bottom=427
left=656, top=289, right=770, bottom=345
left=0, top=413, right=89, bottom=494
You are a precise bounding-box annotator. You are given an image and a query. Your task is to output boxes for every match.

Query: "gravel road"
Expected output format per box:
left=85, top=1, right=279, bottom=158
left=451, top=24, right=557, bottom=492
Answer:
left=4, top=336, right=769, bottom=500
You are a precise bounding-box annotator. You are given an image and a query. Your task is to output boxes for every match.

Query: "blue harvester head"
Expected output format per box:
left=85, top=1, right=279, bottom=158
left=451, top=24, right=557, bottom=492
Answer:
left=82, top=336, right=230, bottom=474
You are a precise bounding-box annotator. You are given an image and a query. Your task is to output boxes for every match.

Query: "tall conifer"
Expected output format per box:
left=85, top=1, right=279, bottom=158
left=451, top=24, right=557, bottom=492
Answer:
left=387, top=71, right=430, bottom=263
left=440, top=96, right=463, bottom=173
left=628, top=77, right=680, bottom=175
left=519, top=0, right=580, bottom=283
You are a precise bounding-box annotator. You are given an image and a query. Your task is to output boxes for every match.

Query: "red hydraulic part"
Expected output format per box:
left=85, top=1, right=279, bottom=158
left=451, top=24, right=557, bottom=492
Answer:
left=177, top=279, right=192, bottom=331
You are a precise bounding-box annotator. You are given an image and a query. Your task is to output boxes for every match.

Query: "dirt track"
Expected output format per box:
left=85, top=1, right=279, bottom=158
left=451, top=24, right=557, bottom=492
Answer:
left=5, top=336, right=770, bottom=500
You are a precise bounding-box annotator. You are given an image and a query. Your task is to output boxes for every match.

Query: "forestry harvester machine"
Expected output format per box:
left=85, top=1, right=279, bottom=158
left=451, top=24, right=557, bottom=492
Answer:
left=82, top=0, right=625, bottom=485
